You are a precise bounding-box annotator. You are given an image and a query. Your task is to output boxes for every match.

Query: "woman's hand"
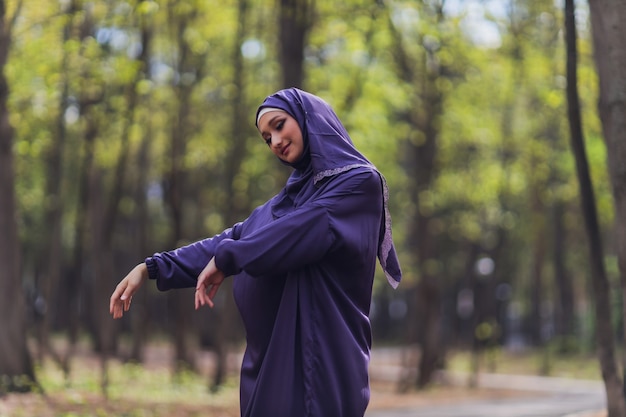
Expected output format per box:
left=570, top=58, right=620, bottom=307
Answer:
left=195, top=257, right=225, bottom=309
left=109, top=263, right=148, bottom=319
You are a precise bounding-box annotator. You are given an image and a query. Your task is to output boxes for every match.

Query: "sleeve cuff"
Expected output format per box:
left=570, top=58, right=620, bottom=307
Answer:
left=145, top=256, right=159, bottom=280
left=214, top=239, right=240, bottom=277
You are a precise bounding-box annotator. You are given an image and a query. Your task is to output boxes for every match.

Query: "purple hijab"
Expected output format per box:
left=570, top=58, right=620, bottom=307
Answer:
left=256, top=88, right=401, bottom=288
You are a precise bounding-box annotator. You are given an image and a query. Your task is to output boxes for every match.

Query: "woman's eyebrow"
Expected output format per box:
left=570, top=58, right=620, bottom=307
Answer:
left=267, top=115, right=282, bottom=125
left=259, top=115, right=283, bottom=135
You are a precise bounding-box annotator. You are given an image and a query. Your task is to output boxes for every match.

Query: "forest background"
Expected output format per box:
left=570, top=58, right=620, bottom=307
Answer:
left=1, top=0, right=626, bottom=414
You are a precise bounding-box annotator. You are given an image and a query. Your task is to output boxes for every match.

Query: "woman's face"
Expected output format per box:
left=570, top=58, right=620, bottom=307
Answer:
left=257, top=110, right=304, bottom=164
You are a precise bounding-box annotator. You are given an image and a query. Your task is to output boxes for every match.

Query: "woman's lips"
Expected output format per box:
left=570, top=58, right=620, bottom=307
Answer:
left=281, top=143, right=290, bottom=156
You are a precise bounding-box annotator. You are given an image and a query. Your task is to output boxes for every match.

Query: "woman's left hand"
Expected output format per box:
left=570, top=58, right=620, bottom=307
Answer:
left=195, top=257, right=225, bottom=309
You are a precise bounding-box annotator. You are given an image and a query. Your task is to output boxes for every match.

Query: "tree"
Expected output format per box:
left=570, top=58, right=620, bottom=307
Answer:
left=163, top=0, right=206, bottom=373
left=36, top=0, right=80, bottom=381
left=279, top=0, right=314, bottom=88
left=385, top=0, right=455, bottom=389
left=0, top=0, right=37, bottom=394
left=209, top=0, right=251, bottom=390
left=126, top=0, right=155, bottom=364
left=566, top=0, right=625, bottom=416
left=588, top=0, right=626, bottom=400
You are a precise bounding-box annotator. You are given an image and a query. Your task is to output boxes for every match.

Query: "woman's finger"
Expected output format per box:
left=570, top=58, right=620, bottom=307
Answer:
left=123, top=296, right=132, bottom=311
left=110, top=282, right=127, bottom=314
left=195, top=286, right=215, bottom=309
left=208, top=282, right=221, bottom=300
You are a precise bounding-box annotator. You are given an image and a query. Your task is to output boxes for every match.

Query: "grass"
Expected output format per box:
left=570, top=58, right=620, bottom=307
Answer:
left=39, top=359, right=239, bottom=406
left=0, top=340, right=606, bottom=417
left=445, top=347, right=603, bottom=380
left=1, top=341, right=241, bottom=417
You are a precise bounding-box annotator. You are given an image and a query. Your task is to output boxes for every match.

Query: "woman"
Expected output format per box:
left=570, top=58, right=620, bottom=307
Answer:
left=110, top=88, right=401, bottom=417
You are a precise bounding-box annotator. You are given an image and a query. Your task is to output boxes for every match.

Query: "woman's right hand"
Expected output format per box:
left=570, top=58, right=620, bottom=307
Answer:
left=109, top=263, right=148, bottom=319
left=195, top=257, right=225, bottom=310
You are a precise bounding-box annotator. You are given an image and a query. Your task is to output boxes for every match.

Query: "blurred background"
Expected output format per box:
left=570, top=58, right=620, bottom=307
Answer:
left=0, top=0, right=623, bottom=415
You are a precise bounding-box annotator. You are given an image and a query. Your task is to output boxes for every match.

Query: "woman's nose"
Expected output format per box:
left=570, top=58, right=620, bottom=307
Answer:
left=270, top=134, right=283, bottom=147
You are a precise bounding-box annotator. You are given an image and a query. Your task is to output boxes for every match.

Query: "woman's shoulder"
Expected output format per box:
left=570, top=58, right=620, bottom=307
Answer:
left=319, top=165, right=382, bottom=193
left=339, top=164, right=381, bottom=183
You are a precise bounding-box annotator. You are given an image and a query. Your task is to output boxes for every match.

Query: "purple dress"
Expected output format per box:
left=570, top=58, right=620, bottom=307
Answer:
left=145, top=89, right=401, bottom=417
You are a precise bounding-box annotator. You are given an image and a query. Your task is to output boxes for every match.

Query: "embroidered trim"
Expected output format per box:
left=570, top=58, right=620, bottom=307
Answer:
left=312, top=163, right=367, bottom=185
left=378, top=173, right=400, bottom=288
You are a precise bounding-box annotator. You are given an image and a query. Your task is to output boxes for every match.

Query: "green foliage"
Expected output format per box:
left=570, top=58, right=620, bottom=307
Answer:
left=3, top=0, right=616, bottom=349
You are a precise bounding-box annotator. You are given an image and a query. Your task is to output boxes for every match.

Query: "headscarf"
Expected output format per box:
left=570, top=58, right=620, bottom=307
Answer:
left=256, top=88, right=401, bottom=288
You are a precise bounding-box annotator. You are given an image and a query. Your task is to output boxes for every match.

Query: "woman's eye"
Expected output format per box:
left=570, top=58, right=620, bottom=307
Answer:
left=276, top=120, right=284, bottom=130
left=264, top=137, right=271, bottom=146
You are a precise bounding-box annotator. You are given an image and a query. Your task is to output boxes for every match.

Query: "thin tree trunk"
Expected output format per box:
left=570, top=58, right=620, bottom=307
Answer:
left=164, top=3, right=204, bottom=373
left=64, top=0, right=103, bottom=386
left=88, top=166, right=116, bottom=398
left=413, top=35, right=445, bottom=392
left=209, top=0, right=250, bottom=391
left=66, top=3, right=118, bottom=396
left=129, top=124, right=151, bottom=363
left=35, top=0, right=79, bottom=375
left=0, top=0, right=37, bottom=393
left=538, top=8, right=577, bottom=350
left=385, top=2, right=445, bottom=389
left=566, top=1, right=625, bottom=416
left=529, top=195, right=546, bottom=348
left=127, top=1, right=154, bottom=363
left=279, top=0, right=313, bottom=88
left=93, top=0, right=154, bottom=367
left=415, top=276, right=441, bottom=388
left=338, top=4, right=382, bottom=117
left=552, top=201, right=576, bottom=345
left=66, top=96, right=98, bottom=380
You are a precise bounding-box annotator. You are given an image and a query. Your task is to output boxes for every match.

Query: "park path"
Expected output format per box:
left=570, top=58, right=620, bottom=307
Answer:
left=366, top=349, right=605, bottom=417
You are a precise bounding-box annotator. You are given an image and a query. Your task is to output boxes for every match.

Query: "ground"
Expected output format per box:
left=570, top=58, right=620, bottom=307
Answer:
left=0, top=379, right=530, bottom=417
left=0, top=342, right=608, bottom=417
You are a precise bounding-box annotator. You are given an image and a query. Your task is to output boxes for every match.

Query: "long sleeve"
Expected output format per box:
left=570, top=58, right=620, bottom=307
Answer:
left=146, top=223, right=243, bottom=291
left=215, top=206, right=334, bottom=277
left=214, top=169, right=381, bottom=279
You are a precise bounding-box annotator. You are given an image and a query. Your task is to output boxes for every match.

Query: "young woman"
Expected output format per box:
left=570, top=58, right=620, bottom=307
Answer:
left=110, top=88, right=401, bottom=417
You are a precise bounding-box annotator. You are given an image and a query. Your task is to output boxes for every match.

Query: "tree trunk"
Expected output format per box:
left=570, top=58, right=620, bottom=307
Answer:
left=35, top=0, right=79, bottom=373
left=0, top=0, right=37, bottom=393
left=385, top=2, right=446, bottom=389
left=566, top=1, right=626, bottom=416
left=87, top=167, right=116, bottom=397
left=338, top=4, right=382, bottom=117
left=209, top=0, right=250, bottom=391
left=279, top=0, right=313, bottom=88
left=64, top=4, right=120, bottom=396
left=91, top=0, right=153, bottom=368
left=587, top=0, right=626, bottom=409
left=129, top=121, right=152, bottom=363
left=529, top=193, right=547, bottom=348
left=66, top=92, right=99, bottom=375
left=127, top=1, right=154, bottom=363
left=62, top=1, right=104, bottom=385
left=415, top=277, right=441, bottom=388
left=552, top=201, right=576, bottom=345
left=413, top=34, right=445, bottom=392
left=66, top=105, right=91, bottom=379
left=163, top=4, right=203, bottom=372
